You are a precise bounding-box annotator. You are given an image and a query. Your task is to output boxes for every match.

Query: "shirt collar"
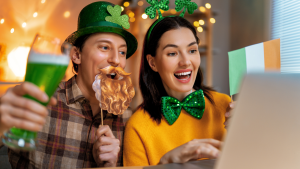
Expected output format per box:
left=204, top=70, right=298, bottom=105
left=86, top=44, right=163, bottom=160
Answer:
left=65, top=75, right=86, bottom=104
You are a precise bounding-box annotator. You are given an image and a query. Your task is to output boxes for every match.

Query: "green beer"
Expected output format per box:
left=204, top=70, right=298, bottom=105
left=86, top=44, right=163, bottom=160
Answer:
left=2, top=37, right=71, bottom=150
left=10, top=55, right=69, bottom=140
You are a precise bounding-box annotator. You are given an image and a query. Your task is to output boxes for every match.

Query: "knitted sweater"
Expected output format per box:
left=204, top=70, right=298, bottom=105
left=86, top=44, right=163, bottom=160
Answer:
left=123, top=91, right=231, bottom=166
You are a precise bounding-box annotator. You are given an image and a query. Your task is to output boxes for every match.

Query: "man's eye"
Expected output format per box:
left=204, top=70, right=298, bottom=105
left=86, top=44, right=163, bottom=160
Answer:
left=120, top=51, right=126, bottom=55
left=100, top=46, right=109, bottom=50
left=167, top=52, right=176, bottom=56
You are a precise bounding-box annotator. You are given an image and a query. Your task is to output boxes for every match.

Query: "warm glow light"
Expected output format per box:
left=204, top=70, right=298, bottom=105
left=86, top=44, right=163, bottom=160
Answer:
left=142, top=13, right=148, bottom=19
left=121, top=6, right=124, bottom=11
left=160, top=9, right=164, bottom=14
left=22, top=22, right=27, bottom=27
left=199, top=6, right=206, bottom=12
left=8, top=46, right=30, bottom=78
left=64, top=11, right=70, bottom=18
left=130, top=17, right=135, bottom=22
left=170, top=9, right=176, bottom=14
left=126, top=10, right=132, bottom=14
left=197, top=26, right=203, bottom=32
left=205, top=3, right=211, bottom=9
left=41, top=0, right=46, bottom=3
left=0, top=19, right=4, bottom=24
left=10, top=28, right=14, bottom=33
left=156, top=16, right=159, bottom=19
left=124, top=2, right=130, bottom=7
left=129, top=12, right=135, bottom=18
left=138, top=1, right=144, bottom=6
left=33, top=12, right=38, bottom=17
left=193, top=21, right=199, bottom=27
left=199, top=19, right=205, bottom=25
left=210, top=18, right=216, bottom=23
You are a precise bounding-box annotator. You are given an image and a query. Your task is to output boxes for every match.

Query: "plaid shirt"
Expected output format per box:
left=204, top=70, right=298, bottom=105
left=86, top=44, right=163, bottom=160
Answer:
left=5, top=76, right=131, bottom=168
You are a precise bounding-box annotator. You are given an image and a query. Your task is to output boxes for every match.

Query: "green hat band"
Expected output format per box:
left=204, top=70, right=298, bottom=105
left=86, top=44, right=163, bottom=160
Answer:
left=86, top=21, right=122, bottom=29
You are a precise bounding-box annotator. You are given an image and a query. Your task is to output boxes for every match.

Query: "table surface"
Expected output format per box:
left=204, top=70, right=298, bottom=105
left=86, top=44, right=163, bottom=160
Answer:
left=84, top=159, right=216, bottom=169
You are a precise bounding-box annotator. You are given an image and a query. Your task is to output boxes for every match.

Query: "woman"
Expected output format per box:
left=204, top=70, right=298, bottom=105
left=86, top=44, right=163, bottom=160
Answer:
left=123, top=16, right=231, bottom=166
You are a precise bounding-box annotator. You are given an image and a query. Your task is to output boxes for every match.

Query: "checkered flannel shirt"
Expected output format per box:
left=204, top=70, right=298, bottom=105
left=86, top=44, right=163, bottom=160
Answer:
left=3, top=75, right=131, bottom=168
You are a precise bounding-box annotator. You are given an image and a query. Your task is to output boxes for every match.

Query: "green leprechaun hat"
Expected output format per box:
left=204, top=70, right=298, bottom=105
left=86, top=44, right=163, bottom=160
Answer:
left=65, top=1, right=138, bottom=58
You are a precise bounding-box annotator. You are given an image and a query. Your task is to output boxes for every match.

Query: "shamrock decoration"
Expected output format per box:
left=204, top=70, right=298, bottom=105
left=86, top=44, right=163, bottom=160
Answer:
left=145, top=0, right=169, bottom=19
left=175, top=0, right=198, bottom=17
left=105, top=5, right=130, bottom=29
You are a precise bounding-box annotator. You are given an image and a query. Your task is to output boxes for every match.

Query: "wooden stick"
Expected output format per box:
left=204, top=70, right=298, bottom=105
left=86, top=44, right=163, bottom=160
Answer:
left=101, top=108, right=103, bottom=126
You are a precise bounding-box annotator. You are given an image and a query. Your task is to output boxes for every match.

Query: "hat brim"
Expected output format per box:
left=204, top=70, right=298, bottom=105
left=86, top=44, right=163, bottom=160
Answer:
left=65, top=26, right=138, bottom=58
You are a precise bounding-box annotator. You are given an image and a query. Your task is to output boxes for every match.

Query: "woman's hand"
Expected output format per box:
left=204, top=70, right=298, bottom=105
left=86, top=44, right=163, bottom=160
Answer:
left=224, top=102, right=235, bottom=129
left=0, top=82, right=57, bottom=136
left=159, top=139, right=222, bottom=164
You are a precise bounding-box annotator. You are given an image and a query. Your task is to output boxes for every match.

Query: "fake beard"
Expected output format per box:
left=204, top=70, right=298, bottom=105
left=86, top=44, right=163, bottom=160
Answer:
left=92, top=66, right=135, bottom=115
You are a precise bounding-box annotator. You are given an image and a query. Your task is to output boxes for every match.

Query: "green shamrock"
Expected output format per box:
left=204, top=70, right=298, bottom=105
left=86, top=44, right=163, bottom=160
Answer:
left=105, top=5, right=130, bottom=29
left=175, top=0, right=198, bottom=17
left=145, top=0, right=169, bottom=19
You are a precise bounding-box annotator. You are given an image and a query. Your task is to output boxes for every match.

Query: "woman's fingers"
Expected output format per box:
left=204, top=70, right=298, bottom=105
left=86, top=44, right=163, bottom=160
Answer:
left=194, top=143, right=220, bottom=159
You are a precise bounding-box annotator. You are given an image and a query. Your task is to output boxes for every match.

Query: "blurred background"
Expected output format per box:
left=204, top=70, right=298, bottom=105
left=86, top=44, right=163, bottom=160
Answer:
left=0, top=0, right=297, bottom=112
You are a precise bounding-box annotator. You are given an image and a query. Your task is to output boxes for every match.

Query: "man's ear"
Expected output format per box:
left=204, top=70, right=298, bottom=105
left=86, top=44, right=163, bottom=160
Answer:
left=70, top=46, right=81, bottom=64
left=146, top=54, right=158, bottom=72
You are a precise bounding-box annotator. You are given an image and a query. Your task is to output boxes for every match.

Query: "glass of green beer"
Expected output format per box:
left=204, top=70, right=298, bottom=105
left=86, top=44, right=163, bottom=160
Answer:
left=2, top=34, right=71, bottom=150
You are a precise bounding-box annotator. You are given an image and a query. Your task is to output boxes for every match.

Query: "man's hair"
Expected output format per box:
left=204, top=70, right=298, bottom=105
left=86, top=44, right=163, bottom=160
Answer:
left=72, top=34, right=93, bottom=73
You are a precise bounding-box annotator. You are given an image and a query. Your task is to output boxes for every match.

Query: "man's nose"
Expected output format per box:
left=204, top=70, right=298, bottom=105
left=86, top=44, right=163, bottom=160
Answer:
left=107, top=50, right=120, bottom=67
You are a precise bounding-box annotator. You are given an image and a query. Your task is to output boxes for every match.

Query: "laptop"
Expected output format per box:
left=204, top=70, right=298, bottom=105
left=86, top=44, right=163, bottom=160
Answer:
left=146, top=73, right=300, bottom=169
left=215, top=73, right=300, bottom=169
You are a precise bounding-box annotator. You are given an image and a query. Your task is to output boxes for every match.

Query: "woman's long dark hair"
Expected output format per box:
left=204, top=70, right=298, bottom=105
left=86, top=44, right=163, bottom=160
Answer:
left=139, top=16, right=215, bottom=124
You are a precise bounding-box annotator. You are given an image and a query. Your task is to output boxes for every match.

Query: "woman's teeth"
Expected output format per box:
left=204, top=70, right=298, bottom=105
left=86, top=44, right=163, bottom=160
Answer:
left=174, top=71, right=191, bottom=80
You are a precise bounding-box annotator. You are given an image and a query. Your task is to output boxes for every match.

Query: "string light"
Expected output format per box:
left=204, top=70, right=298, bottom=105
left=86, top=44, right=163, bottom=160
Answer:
left=126, top=10, right=132, bottom=15
left=138, top=1, right=144, bottom=6
left=0, top=19, right=4, bottom=24
left=199, top=6, right=206, bottom=12
left=193, top=21, right=199, bottom=27
left=197, top=26, right=203, bottom=32
left=33, top=12, right=38, bottom=17
left=11, top=28, right=14, bottom=33
left=129, top=12, right=135, bottom=18
left=64, top=11, right=70, bottom=18
left=121, top=6, right=124, bottom=11
left=142, top=13, right=148, bottom=19
left=22, top=22, right=27, bottom=27
left=170, top=9, right=177, bottom=14
left=41, top=0, right=46, bottom=3
left=124, top=2, right=130, bottom=7
left=199, top=19, right=205, bottom=25
left=205, top=3, right=211, bottom=9
left=210, top=18, right=216, bottom=23
left=130, top=17, right=135, bottom=22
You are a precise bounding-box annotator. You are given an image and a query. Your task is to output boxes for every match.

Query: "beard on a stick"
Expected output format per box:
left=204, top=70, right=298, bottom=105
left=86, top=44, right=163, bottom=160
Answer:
left=92, top=66, right=135, bottom=115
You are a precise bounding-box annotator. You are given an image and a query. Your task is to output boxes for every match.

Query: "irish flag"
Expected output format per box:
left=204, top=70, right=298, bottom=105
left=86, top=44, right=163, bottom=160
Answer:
left=228, top=39, right=280, bottom=96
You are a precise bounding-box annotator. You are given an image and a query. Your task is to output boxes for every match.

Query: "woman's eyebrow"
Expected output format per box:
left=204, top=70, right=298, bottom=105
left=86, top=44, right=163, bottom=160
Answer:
left=188, top=42, right=198, bottom=47
left=163, top=44, right=178, bottom=50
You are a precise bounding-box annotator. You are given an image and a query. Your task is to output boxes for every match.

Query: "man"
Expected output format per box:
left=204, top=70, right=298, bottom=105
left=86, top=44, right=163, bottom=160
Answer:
left=0, top=1, right=137, bottom=168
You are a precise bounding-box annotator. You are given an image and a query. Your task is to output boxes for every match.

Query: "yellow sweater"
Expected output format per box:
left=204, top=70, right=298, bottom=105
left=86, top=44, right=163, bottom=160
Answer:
left=123, top=91, right=231, bottom=166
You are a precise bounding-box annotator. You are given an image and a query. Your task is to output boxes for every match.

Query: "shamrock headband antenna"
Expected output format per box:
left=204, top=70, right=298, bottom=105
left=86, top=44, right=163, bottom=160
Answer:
left=145, top=0, right=198, bottom=46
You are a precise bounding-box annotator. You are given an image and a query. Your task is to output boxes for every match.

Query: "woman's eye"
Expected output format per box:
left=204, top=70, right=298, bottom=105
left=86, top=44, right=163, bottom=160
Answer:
left=190, top=49, right=198, bottom=54
left=167, top=52, right=176, bottom=56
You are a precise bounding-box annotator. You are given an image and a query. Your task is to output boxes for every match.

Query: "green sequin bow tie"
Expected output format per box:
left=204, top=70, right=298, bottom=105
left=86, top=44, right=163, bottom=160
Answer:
left=161, top=90, right=205, bottom=125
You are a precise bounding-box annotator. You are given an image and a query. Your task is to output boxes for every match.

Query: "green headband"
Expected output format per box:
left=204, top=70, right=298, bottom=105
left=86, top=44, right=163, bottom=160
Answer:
left=145, top=0, right=198, bottom=46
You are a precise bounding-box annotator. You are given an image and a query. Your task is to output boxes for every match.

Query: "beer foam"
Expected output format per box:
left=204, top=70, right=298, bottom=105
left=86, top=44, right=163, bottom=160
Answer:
left=28, top=50, right=69, bottom=65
